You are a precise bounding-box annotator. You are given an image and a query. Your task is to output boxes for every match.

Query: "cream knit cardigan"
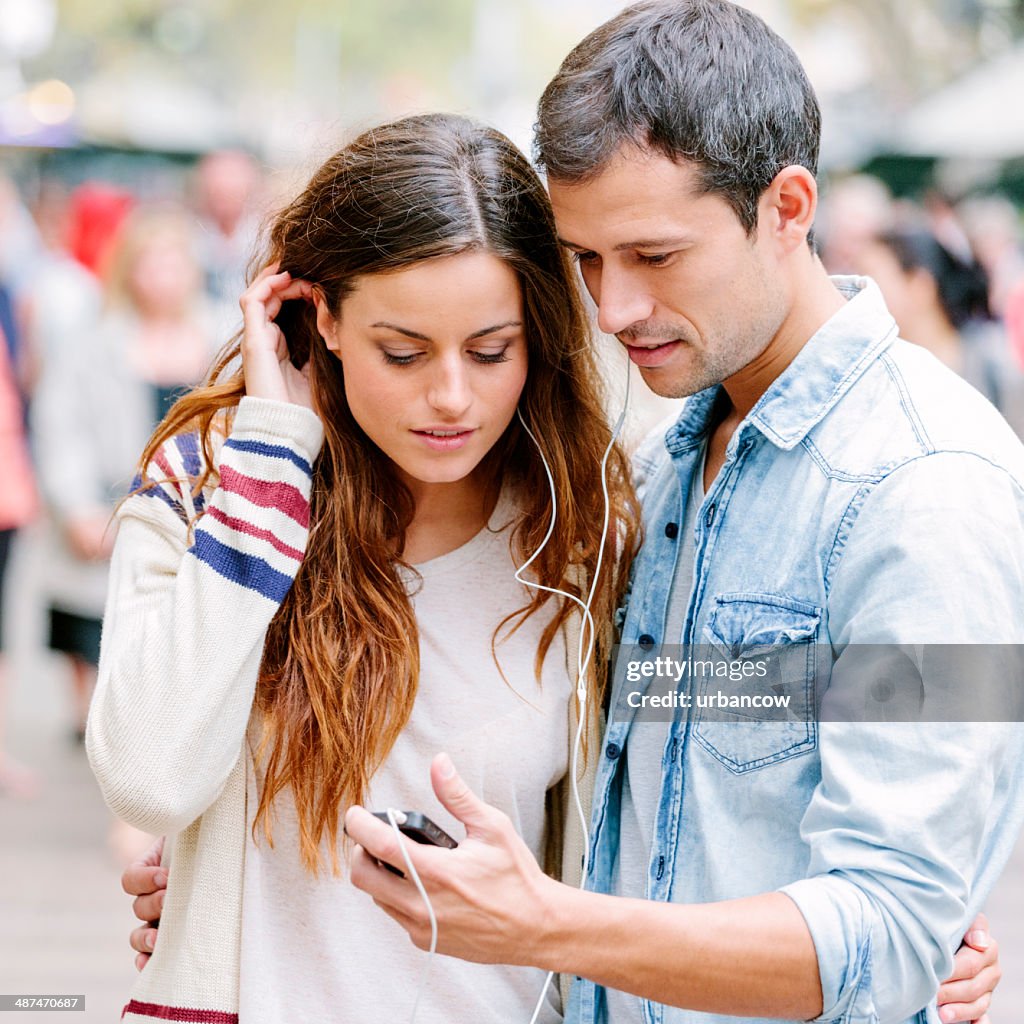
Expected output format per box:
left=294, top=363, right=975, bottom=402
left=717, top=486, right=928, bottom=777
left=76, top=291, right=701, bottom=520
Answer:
left=86, top=397, right=599, bottom=1023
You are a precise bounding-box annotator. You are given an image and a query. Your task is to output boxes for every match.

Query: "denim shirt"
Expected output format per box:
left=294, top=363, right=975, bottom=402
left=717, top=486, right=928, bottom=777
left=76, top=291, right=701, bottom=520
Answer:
left=567, top=278, right=1024, bottom=1024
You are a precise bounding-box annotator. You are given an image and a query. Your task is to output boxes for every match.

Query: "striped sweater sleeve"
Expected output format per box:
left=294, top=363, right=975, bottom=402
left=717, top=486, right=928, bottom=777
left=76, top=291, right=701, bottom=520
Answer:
left=86, top=397, right=325, bottom=835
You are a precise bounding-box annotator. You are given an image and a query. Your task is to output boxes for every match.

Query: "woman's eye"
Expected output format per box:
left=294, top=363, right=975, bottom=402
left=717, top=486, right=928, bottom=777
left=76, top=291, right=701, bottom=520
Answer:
left=471, top=350, right=510, bottom=364
left=382, top=351, right=420, bottom=365
left=571, top=250, right=599, bottom=266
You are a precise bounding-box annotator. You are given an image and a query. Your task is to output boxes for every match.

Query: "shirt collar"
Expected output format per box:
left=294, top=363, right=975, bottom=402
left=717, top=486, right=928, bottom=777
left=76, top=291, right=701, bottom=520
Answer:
left=665, top=275, right=899, bottom=454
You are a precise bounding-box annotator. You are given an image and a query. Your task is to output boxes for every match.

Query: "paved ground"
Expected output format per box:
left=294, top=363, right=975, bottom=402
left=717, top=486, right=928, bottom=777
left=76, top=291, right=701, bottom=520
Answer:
left=2, top=513, right=1023, bottom=1023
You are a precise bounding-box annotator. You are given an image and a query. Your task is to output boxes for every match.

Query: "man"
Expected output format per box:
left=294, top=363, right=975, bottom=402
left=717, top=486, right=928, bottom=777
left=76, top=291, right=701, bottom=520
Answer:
left=342, top=2, right=1024, bottom=1022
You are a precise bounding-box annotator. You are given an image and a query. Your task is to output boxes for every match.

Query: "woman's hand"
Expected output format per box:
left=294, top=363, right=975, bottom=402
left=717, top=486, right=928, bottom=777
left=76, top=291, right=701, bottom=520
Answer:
left=240, top=263, right=315, bottom=409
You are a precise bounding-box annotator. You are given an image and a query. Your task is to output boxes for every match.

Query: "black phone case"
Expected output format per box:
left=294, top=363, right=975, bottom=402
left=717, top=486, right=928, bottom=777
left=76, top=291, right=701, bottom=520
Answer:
left=370, top=811, right=458, bottom=876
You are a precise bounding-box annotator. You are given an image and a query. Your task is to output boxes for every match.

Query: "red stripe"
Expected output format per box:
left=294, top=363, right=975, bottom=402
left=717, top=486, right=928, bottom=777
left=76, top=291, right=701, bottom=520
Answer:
left=122, top=999, right=237, bottom=1023
left=153, top=449, right=181, bottom=495
left=206, top=504, right=305, bottom=562
left=219, top=465, right=309, bottom=528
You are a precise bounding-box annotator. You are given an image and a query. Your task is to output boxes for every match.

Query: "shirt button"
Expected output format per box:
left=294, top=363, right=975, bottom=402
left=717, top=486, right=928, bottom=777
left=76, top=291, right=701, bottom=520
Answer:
left=664, top=521, right=679, bottom=539
left=638, top=633, right=655, bottom=649
left=605, top=742, right=621, bottom=760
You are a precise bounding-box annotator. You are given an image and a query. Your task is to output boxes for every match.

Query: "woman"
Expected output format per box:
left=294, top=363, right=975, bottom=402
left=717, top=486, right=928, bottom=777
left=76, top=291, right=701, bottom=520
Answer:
left=857, top=225, right=1024, bottom=438
left=34, top=205, right=216, bottom=743
left=0, top=321, right=38, bottom=797
left=87, top=113, right=637, bottom=1024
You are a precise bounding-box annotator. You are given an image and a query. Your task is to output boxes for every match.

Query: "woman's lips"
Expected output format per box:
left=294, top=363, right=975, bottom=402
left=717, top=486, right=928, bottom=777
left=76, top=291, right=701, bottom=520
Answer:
left=411, top=428, right=476, bottom=451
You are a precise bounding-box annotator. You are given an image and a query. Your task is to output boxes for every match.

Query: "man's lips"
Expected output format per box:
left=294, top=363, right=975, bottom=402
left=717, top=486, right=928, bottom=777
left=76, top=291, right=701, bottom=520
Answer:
left=622, top=338, right=684, bottom=367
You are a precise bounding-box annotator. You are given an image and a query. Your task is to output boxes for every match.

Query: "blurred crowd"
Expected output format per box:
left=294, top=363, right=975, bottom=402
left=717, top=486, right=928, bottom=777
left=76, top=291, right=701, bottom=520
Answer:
left=1, top=153, right=1024, bottom=856
left=818, top=175, right=1024, bottom=435
left=0, top=151, right=265, bottom=847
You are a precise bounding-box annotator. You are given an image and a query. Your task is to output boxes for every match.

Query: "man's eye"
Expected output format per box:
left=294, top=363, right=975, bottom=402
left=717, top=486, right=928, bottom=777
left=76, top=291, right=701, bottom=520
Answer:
left=638, top=252, right=673, bottom=266
left=571, top=250, right=599, bottom=265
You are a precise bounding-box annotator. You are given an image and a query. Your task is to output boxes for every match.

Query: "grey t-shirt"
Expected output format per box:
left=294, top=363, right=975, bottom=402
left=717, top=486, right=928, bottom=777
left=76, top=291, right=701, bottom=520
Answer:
left=604, top=442, right=706, bottom=1024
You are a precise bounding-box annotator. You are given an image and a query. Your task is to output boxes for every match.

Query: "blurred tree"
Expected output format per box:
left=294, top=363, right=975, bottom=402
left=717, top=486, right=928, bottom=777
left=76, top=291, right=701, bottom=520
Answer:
left=790, top=0, right=1024, bottom=100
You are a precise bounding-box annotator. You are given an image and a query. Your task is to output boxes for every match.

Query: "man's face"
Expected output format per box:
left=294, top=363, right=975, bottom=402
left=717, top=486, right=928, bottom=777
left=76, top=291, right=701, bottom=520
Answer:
left=548, top=146, right=789, bottom=399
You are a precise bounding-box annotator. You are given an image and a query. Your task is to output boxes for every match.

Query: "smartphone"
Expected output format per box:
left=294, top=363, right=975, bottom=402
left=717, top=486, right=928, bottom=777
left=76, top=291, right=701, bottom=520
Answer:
left=370, top=811, right=458, bottom=876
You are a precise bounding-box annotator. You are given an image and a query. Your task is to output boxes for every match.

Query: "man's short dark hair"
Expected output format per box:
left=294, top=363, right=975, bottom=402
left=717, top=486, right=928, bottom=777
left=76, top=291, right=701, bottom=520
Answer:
left=534, top=0, right=821, bottom=235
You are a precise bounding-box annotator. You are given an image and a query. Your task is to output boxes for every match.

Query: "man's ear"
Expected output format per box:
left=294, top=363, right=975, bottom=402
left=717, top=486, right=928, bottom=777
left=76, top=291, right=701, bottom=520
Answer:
left=312, top=288, right=340, bottom=353
left=762, top=165, right=817, bottom=254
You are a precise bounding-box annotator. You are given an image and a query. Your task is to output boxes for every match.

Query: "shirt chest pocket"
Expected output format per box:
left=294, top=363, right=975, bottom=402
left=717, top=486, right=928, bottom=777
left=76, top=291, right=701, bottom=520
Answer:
left=693, top=593, right=820, bottom=773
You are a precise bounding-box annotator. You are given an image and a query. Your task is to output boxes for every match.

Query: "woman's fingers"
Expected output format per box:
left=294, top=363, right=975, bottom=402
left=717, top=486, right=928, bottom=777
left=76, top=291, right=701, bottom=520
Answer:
left=262, top=278, right=314, bottom=326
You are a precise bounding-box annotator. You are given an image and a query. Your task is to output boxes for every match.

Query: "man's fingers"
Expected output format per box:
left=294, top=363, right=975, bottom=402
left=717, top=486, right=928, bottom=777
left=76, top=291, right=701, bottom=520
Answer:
left=937, top=991, right=992, bottom=1023
left=349, top=842, right=424, bottom=916
left=430, top=752, right=500, bottom=836
left=344, top=806, right=437, bottom=879
left=938, top=965, right=1000, bottom=1018
left=134, top=952, right=150, bottom=973
left=372, top=897, right=433, bottom=951
left=130, top=925, right=158, bottom=956
left=132, top=889, right=163, bottom=924
left=121, top=863, right=167, bottom=898
left=962, top=911, right=991, bottom=952
left=943, top=944, right=989, bottom=984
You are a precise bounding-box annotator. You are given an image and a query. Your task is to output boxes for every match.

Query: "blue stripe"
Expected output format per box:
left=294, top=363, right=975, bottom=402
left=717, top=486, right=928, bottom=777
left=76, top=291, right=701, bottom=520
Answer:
left=222, top=437, right=312, bottom=477
left=174, top=433, right=206, bottom=514
left=130, top=474, right=187, bottom=524
left=189, top=529, right=293, bottom=603
left=175, top=432, right=202, bottom=477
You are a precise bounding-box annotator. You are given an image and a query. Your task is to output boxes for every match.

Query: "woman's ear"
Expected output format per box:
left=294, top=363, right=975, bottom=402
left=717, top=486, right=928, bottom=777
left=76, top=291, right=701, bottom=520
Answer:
left=312, top=288, right=340, bottom=354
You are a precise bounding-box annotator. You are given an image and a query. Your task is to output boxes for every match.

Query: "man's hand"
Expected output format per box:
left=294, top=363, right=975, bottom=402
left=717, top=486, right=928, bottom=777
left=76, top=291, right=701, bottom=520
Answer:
left=937, top=912, right=999, bottom=1024
left=345, top=752, right=558, bottom=968
left=121, top=837, right=167, bottom=971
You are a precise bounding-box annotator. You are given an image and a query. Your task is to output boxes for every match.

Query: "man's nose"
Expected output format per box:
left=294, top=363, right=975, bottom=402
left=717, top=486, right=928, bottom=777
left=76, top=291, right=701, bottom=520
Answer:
left=592, top=266, right=656, bottom=338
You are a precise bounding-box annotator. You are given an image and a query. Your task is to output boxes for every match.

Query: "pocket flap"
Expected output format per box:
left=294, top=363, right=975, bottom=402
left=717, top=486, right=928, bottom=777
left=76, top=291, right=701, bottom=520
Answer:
left=705, top=593, right=821, bottom=658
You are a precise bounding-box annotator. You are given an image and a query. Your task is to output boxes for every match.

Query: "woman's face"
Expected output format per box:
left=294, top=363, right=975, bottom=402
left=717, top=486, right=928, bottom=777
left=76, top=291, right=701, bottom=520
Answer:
left=128, top=228, right=201, bottom=316
left=316, top=250, right=528, bottom=489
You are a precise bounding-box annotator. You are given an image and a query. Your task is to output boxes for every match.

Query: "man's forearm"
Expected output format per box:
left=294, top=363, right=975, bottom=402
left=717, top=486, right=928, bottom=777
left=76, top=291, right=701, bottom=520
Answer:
left=539, top=884, right=823, bottom=1019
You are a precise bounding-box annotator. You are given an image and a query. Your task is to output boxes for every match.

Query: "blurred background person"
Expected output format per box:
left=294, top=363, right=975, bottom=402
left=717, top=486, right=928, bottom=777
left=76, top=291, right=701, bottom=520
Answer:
left=31, top=205, right=218, bottom=755
left=0, top=321, right=39, bottom=798
left=956, top=194, right=1024, bottom=370
left=816, top=173, right=895, bottom=275
left=956, top=194, right=1024, bottom=326
left=191, top=149, right=262, bottom=337
left=856, top=224, right=1024, bottom=437
left=20, top=182, right=130, bottom=400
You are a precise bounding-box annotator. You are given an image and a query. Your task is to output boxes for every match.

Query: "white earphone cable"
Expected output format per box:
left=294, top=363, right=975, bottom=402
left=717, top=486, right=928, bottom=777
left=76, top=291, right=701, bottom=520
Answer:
left=519, top=361, right=631, bottom=1024
left=386, top=808, right=438, bottom=1024
left=389, top=360, right=632, bottom=1024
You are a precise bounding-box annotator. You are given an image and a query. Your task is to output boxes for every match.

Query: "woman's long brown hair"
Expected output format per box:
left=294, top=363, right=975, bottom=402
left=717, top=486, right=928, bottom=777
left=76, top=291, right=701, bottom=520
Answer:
left=136, top=113, right=640, bottom=873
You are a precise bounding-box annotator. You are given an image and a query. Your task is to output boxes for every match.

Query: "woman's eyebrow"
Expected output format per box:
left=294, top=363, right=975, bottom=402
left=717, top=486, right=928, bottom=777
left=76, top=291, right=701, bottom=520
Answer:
left=465, top=320, right=522, bottom=341
left=371, top=320, right=523, bottom=342
left=370, top=322, right=432, bottom=341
